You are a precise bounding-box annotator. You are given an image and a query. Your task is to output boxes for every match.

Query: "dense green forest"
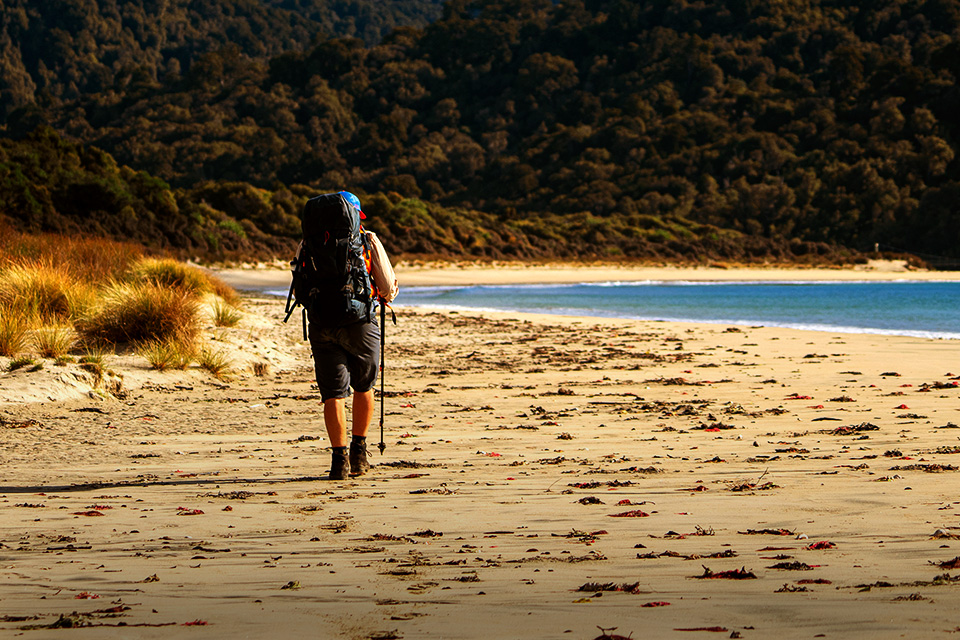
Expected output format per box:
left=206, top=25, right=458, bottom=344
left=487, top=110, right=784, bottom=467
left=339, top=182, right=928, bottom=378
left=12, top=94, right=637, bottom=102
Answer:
left=0, top=0, right=445, bottom=115
left=2, top=0, right=959, bottom=264
left=5, top=126, right=790, bottom=262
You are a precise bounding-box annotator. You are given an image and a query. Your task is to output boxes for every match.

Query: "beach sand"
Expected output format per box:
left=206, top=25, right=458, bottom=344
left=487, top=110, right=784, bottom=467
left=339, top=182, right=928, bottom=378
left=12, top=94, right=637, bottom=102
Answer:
left=1, top=265, right=959, bottom=639
left=215, top=259, right=959, bottom=292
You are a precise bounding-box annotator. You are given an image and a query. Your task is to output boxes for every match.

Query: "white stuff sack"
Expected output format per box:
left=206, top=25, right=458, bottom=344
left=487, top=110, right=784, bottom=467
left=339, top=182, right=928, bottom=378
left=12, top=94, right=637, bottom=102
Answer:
left=365, top=231, right=398, bottom=303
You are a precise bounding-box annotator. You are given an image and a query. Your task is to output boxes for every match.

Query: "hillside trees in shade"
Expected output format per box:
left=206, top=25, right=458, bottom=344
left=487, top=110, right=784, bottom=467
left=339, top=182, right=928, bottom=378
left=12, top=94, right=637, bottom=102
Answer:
left=0, top=127, right=295, bottom=259
left=0, top=0, right=445, bottom=116
left=2, top=0, right=959, bottom=262
left=1, top=127, right=849, bottom=263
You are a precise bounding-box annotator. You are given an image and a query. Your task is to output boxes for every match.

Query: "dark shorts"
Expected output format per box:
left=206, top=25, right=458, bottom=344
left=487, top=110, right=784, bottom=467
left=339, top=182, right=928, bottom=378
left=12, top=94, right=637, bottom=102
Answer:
left=308, top=319, right=380, bottom=401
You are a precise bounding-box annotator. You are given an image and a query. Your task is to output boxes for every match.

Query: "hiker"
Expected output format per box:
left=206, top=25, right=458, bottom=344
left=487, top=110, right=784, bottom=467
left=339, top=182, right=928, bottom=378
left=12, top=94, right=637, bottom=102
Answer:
left=290, top=191, right=398, bottom=480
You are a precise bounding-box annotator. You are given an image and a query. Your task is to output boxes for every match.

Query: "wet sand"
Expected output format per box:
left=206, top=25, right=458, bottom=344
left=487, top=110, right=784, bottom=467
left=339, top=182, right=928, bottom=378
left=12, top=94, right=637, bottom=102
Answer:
left=1, top=265, right=959, bottom=638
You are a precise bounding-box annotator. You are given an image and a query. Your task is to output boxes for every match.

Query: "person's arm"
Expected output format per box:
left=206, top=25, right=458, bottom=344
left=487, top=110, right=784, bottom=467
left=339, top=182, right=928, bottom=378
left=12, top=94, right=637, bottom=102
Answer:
left=366, top=231, right=398, bottom=303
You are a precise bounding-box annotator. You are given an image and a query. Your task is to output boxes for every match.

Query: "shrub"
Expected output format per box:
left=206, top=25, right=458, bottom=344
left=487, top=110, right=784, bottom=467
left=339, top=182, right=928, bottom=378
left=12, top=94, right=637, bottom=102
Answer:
left=138, top=338, right=195, bottom=371
left=34, top=325, right=77, bottom=358
left=0, top=307, right=29, bottom=357
left=198, top=345, right=233, bottom=380
left=218, top=219, right=247, bottom=238
left=78, top=281, right=200, bottom=345
left=252, top=361, right=270, bottom=377
left=211, top=299, right=242, bottom=327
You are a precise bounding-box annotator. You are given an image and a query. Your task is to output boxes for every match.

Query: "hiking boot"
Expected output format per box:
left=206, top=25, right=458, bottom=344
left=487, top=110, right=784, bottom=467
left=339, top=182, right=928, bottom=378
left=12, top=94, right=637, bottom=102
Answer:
left=350, top=439, right=370, bottom=476
left=328, top=449, right=350, bottom=480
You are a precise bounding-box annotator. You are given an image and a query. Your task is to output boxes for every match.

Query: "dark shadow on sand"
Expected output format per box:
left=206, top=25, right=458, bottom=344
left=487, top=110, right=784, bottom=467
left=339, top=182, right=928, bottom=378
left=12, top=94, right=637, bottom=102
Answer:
left=0, top=475, right=336, bottom=493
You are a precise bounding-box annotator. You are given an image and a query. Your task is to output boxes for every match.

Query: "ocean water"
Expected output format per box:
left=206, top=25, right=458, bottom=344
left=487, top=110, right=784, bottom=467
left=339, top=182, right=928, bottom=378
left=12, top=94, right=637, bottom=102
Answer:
left=390, top=280, right=960, bottom=340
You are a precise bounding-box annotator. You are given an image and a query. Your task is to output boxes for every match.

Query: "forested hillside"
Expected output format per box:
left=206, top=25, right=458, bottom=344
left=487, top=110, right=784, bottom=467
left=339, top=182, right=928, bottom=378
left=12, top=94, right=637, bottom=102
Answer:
left=2, top=0, right=959, bottom=264
left=7, top=126, right=797, bottom=263
left=0, top=0, right=445, bottom=115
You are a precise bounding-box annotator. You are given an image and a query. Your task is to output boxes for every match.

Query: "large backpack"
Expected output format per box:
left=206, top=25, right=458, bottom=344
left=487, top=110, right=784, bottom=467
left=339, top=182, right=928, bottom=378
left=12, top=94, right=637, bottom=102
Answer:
left=285, top=192, right=375, bottom=330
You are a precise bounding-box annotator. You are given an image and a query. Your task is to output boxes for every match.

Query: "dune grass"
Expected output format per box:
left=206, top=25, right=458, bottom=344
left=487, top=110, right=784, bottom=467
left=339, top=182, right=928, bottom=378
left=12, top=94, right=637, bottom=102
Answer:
left=208, top=274, right=242, bottom=307
left=137, top=338, right=195, bottom=371
left=0, top=262, right=95, bottom=324
left=78, top=349, right=109, bottom=382
left=198, top=345, right=233, bottom=380
left=33, top=325, right=77, bottom=358
left=0, top=226, right=143, bottom=283
left=79, top=350, right=105, bottom=367
left=1, top=230, right=242, bottom=384
left=7, top=356, right=39, bottom=372
left=78, top=281, right=200, bottom=346
left=0, top=307, right=29, bottom=357
left=129, top=257, right=241, bottom=307
left=211, top=299, right=243, bottom=327
left=129, top=258, right=212, bottom=294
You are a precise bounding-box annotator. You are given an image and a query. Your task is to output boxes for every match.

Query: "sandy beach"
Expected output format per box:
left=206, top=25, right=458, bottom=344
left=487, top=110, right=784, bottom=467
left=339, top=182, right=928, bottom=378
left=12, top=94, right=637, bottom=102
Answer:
left=214, top=259, right=960, bottom=292
left=2, top=264, right=959, bottom=639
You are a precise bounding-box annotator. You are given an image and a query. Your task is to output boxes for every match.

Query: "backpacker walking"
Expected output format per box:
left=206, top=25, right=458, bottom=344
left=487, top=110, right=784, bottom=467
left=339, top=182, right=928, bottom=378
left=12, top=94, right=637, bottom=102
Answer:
left=287, top=191, right=398, bottom=480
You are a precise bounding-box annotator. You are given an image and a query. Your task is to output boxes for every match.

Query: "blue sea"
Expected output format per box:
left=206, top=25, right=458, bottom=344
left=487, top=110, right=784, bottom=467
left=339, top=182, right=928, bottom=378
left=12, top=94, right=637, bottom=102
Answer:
left=389, top=280, right=960, bottom=340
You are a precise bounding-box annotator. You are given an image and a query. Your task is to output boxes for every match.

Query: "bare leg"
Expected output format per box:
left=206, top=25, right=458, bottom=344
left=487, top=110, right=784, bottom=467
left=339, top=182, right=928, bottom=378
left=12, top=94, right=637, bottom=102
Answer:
left=323, top=398, right=347, bottom=448
left=352, top=389, right=374, bottom=437
left=323, top=391, right=374, bottom=445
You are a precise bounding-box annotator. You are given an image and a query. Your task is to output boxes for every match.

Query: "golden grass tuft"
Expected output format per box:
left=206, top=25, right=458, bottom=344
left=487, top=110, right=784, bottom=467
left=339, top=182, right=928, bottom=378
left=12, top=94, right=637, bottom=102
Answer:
left=79, top=350, right=105, bottom=367
left=211, top=299, right=242, bottom=327
left=0, top=227, right=143, bottom=283
left=1, top=231, right=243, bottom=380
left=0, top=307, right=30, bottom=357
left=128, top=258, right=242, bottom=306
left=65, top=284, right=101, bottom=320
left=78, top=281, right=200, bottom=345
left=33, top=325, right=77, bottom=358
left=198, top=345, right=233, bottom=380
left=137, top=338, right=195, bottom=371
left=208, top=274, right=242, bottom=307
left=59, top=237, right=145, bottom=283
left=0, top=262, right=91, bottom=324
left=129, top=258, right=213, bottom=296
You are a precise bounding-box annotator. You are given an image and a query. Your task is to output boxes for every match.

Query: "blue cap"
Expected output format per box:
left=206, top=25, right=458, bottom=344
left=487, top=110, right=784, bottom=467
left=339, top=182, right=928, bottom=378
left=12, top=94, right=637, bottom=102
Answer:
left=339, top=191, right=365, bottom=219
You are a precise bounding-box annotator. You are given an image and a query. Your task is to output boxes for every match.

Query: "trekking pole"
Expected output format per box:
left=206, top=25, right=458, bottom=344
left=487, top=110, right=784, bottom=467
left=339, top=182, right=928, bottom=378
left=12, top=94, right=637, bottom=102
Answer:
left=378, top=301, right=387, bottom=455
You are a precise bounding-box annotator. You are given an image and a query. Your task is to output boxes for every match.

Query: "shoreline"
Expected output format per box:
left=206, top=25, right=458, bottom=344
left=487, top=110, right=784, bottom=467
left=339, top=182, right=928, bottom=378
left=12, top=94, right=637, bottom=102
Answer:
left=215, top=260, right=960, bottom=291
left=214, top=262, right=960, bottom=341
left=399, top=304, right=960, bottom=341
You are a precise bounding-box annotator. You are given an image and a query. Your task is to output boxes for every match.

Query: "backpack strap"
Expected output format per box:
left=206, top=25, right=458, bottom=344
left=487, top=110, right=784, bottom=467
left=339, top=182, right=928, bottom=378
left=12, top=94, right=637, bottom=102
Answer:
left=283, top=280, right=299, bottom=323
left=283, top=242, right=304, bottom=323
left=361, top=231, right=376, bottom=323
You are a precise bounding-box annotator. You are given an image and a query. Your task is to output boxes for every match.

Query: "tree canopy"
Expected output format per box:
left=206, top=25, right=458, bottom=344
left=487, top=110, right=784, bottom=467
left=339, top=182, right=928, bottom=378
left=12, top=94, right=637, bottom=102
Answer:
left=2, top=0, right=958, bottom=264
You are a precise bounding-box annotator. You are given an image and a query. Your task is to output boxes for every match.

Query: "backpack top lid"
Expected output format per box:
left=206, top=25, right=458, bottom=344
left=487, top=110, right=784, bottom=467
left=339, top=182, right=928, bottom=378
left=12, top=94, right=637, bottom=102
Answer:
left=301, top=192, right=361, bottom=239
left=339, top=191, right=366, bottom=219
